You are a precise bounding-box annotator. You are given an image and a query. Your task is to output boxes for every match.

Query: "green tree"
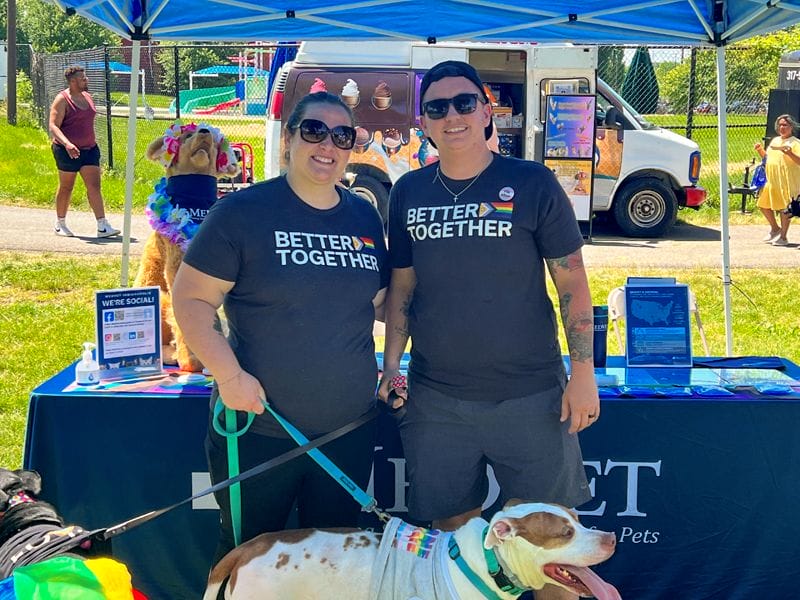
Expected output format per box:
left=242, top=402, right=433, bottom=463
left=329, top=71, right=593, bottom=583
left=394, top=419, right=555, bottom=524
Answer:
left=621, top=47, right=659, bottom=114
left=659, top=25, right=800, bottom=113
left=598, top=46, right=625, bottom=90
left=18, top=0, right=119, bottom=52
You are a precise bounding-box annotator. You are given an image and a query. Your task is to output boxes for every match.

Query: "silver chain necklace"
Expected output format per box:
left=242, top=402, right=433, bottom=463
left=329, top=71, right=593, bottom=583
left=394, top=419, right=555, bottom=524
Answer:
left=434, top=162, right=490, bottom=202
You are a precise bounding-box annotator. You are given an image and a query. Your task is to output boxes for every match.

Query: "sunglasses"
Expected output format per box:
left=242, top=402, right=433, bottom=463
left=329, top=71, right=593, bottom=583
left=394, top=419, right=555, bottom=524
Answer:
left=292, top=118, right=356, bottom=150
left=421, top=93, right=482, bottom=120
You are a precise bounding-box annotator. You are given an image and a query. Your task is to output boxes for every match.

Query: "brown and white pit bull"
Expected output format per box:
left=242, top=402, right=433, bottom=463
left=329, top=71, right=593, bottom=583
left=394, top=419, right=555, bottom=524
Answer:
left=204, top=501, right=621, bottom=600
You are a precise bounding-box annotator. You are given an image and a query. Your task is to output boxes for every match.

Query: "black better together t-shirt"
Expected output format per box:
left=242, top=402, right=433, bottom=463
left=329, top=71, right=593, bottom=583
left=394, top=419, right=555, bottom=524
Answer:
left=388, top=154, right=583, bottom=401
left=184, top=177, right=389, bottom=437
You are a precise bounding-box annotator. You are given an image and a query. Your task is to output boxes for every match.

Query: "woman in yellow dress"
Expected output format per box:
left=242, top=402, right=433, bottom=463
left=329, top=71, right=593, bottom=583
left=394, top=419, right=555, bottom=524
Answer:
left=754, top=114, right=800, bottom=246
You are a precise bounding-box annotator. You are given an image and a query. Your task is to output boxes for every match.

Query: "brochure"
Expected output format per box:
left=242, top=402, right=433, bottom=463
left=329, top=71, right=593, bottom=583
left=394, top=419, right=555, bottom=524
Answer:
left=625, top=283, right=692, bottom=367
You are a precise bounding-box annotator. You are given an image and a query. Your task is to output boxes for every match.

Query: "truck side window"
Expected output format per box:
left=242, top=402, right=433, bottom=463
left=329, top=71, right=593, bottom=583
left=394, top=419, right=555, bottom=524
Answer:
left=596, top=91, right=627, bottom=129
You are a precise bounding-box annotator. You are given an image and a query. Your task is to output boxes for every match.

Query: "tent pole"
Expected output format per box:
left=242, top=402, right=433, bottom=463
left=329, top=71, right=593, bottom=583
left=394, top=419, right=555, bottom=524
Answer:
left=715, top=45, right=733, bottom=356
left=120, top=39, right=141, bottom=288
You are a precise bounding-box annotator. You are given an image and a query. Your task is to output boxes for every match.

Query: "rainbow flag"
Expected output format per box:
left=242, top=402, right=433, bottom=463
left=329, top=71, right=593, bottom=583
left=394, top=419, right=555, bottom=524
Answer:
left=491, top=202, right=514, bottom=214
left=392, top=521, right=440, bottom=559
left=0, top=556, right=146, bottom=600
left=360, top=237, right=376, bottom=249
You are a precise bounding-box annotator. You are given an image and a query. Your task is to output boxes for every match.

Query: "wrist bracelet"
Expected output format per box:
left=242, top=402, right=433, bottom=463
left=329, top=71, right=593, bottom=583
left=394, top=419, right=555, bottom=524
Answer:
left=216, top=369, right=242, bottom=386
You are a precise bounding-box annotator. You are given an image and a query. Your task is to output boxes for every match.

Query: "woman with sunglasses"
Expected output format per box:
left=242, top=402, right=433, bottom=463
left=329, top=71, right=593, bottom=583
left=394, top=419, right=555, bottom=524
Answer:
left=379, top=61, right=597, bottom=600
left=172, top=91, right=388, bottom=565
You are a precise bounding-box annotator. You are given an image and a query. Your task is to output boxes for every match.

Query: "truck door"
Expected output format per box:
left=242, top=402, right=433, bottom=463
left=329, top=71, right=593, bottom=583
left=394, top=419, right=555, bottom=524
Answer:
left=594, top=87, right=629, bottom=209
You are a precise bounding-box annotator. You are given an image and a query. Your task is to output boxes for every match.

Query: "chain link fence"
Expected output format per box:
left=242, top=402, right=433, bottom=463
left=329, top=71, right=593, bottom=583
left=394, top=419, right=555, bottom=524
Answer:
left=599, top=45, right=778, bottom=209
left=15, top=42, right=792, bottom=209
left=27, top=43, right=286, bottom=189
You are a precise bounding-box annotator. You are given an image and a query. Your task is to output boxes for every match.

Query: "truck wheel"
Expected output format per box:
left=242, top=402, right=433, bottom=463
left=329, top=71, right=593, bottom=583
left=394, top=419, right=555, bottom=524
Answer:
left=612, top=178, right=677, bottom=238
left=349, top=175, right=389, bottom=224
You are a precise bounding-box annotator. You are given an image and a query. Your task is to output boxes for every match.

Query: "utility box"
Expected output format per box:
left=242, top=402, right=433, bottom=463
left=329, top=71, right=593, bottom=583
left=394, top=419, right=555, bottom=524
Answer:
left=778, top=50, right=800, bottom=90
left=765, top=51, right=800, bottom=140
left=766, top=89, right=800, bottom=140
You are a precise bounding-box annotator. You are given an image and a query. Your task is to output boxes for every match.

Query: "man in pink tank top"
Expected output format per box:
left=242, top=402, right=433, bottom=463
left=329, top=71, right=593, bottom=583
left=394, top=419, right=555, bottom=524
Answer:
left=48, top=65, right=120, bottom=238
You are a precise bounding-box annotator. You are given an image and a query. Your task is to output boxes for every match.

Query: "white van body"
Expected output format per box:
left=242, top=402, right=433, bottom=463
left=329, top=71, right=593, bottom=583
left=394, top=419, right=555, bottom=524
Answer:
left=265, top=41, right=705, bottom=237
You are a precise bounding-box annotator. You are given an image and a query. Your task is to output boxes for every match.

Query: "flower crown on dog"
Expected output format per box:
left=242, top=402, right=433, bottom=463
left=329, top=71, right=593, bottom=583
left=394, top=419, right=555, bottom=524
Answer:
left=146, top=122, right=239, bottom=251
left=158, top=122, right=237, bottom=172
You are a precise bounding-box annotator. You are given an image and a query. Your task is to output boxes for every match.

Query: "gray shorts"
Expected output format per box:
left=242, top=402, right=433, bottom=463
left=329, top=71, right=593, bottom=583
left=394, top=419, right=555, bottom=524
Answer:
left=398, top=381, right=591, bottom=522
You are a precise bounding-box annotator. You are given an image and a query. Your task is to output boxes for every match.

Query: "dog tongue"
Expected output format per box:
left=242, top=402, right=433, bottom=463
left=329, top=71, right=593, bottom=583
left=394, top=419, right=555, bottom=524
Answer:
left=570, top=566, right=622, bottom=600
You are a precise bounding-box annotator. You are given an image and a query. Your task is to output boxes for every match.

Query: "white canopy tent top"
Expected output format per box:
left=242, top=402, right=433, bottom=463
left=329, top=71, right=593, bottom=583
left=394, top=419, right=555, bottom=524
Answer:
left=46, top=0, right=800, bottom=355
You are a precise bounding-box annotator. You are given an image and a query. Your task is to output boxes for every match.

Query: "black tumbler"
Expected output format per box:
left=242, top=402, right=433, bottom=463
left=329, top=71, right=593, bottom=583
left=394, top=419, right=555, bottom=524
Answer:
left=593, top=305, right=609, bottom=368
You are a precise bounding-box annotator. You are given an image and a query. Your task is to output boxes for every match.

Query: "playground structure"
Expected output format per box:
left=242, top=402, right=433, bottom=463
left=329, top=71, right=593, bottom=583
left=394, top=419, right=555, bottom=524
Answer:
left=171, top=47, right=272, bottom=116
left=218, top=142, right=255, bottom=196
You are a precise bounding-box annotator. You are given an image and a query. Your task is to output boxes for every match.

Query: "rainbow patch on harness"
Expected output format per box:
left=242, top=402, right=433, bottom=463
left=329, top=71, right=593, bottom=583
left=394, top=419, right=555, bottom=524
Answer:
left=392, top=521, right=441, bottom=559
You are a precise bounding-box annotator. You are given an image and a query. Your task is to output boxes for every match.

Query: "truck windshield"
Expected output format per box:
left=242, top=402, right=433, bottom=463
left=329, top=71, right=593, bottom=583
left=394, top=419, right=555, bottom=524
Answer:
left=597, top=78, right=656, bottom=130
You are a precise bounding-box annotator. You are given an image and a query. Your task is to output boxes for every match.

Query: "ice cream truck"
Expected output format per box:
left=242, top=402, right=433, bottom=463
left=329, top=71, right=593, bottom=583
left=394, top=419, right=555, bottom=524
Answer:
left=265, top=41, right=705, bottom=237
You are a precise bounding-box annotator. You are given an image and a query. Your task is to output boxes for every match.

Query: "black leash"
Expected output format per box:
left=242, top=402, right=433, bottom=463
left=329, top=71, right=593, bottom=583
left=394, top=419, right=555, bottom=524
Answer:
left=91, top=406, right=379, bottom=543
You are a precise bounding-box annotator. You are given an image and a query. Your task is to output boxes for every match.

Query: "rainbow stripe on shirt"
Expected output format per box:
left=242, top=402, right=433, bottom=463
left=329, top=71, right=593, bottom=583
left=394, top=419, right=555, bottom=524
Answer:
left=392, top=521, right=441, bottom=559
left=360, top=237, right=376, bottom=249
left=491, top=202, right=514, bottom=214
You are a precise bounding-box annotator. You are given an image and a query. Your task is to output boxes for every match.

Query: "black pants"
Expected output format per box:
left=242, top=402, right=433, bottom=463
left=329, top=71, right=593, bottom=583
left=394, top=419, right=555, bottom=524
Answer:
left=205, top=417, right=377, bottom=565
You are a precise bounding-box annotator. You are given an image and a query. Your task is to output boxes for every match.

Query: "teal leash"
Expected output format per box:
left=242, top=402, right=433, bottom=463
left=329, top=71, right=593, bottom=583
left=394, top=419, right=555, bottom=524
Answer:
left=213, top=397, right=388, bottom=546
left=447, top=526, right=529, bottom=599
left=259, top=399, right=380, bottom=513
left=221, top=404, right=246, bottom=547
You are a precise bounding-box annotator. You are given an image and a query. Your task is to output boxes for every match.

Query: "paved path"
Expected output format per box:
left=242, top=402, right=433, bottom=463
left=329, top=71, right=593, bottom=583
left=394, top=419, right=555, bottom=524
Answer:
left=0, top=205, right=796, bottom=268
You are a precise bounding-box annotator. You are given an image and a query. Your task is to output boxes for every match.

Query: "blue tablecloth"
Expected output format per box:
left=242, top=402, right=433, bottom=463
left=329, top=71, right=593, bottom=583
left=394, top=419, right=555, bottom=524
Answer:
left=23, top=357, right=800, bottom=599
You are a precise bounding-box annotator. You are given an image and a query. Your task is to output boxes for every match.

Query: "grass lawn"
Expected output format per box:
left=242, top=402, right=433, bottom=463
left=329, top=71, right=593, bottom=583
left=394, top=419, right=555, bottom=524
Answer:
left=0, top=104, right=771, bottom=229
left=647, top=113, right=769, bottom=206
left=0, top=112, right=268, bottom=214
left=110, top=92, right=175, bottom=109
left=2, top=251, right=798, bottom=469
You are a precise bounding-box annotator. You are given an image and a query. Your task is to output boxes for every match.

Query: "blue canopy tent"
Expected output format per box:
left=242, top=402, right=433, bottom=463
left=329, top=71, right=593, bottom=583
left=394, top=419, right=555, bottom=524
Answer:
left=46, top=0, right=800, bottom=353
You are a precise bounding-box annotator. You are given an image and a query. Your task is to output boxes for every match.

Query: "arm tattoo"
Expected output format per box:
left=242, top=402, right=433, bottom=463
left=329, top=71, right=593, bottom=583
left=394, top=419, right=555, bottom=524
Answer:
left=564, top=303, right=594, bottom=363
left=546, top=251, right=584, bottom=275
left=564, top=313, right=594, bottom=362
left=558, top=292, right=593, bottom=363
left=394, top=292, right=412, bottom=337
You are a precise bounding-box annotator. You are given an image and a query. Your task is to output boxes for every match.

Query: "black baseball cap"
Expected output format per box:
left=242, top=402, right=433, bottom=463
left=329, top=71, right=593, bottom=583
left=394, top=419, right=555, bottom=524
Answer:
left=419, top=60, right=493, bottom=142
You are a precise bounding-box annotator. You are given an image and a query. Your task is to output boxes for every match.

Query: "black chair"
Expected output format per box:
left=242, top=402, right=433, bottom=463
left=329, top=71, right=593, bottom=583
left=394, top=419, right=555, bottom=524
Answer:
left=728, top=158, right=757, bottom=214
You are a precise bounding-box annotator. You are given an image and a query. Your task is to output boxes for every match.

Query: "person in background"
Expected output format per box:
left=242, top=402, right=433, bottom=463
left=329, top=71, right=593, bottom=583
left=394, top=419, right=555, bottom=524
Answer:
left=754, top=113, right=800, bottom=246
left=171, top=91, right=388, bottom=565
left=48, top=66, right=120, bottom=238
left=378, top=60, right=598, bottom=600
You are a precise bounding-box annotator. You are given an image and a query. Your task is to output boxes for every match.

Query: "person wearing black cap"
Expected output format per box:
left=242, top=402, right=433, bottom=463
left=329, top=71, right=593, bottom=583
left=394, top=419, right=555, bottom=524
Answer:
left=379, top=60, right=598, bottom=600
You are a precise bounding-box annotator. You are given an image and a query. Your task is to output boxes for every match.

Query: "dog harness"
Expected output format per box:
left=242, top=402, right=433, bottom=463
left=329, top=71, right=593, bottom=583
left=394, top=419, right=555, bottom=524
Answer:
left=368, top=517, right=459, bottom=599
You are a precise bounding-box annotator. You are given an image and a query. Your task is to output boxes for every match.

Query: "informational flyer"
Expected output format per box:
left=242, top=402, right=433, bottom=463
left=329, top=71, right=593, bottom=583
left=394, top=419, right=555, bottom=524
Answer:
left=95, top=287, right=162, bottom=380
left=544, top=95, right=596, bottom=159
left=544, top=94, right=596, bottom=228
left=625, top=283, right=692, bottom=367
left=544, top=158, right=593, bottom=220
